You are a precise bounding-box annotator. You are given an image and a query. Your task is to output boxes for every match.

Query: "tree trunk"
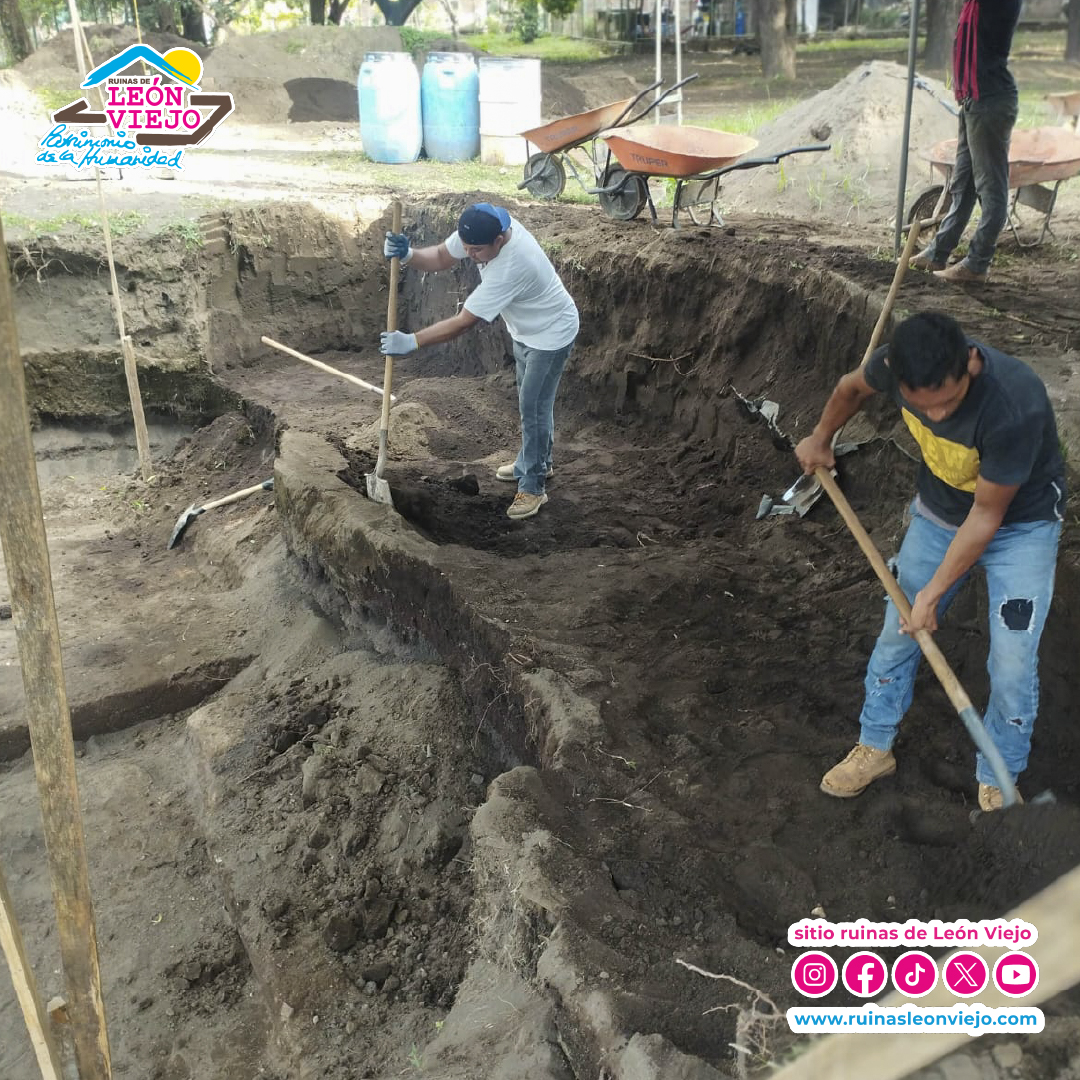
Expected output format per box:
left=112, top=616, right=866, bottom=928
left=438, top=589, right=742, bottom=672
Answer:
left=756, top=0, right=795, bottom=79
left=180, top=1, right=205, bottom=43
left=0, top=0, right=33, bottom=62
left=371, top=0, right=424, bottom=24
left=1067, top=0, right=1080, bottom=64
left=328, top=0, right=351, bottom=23
left=155, top=2, right=179, bottom=34
left=310, top=0, right=325, bottom=23
left=924, top=0, right=960, bottom=73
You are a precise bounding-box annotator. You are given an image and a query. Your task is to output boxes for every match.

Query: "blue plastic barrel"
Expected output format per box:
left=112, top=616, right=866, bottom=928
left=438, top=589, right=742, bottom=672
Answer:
left=421, top=52, right=480, bottom=163
left=358, top=52, right=422, bottom=164
left=735, top=4, right=746, bottom=35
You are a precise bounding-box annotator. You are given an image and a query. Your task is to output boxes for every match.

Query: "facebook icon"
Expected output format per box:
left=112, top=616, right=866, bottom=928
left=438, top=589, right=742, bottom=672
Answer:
left=841, top=951, right=889, bottom=998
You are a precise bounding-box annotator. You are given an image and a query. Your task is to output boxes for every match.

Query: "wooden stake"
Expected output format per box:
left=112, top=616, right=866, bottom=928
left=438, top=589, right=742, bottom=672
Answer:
left=0, top=225, right=113, bottom=1079
left=0, top=861, right=64, bottom=1080
left=66, top=0, right=154, bottom=482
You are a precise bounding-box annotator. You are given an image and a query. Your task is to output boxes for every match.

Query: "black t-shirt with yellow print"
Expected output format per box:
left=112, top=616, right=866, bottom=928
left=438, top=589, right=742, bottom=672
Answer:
left=864, top=340, right=1066, bottom=527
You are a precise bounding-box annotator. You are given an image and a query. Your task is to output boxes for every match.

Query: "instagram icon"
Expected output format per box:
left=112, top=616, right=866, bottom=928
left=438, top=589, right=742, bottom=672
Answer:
left=791, top=951, right=838, bottom=998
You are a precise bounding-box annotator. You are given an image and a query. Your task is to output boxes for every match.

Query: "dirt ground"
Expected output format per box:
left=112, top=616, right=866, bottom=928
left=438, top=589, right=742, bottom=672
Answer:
left=3, top=24, right=1080, bottom=1080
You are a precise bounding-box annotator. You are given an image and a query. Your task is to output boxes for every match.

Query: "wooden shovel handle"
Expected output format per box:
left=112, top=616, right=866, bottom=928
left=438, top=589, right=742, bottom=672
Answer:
left=379, top=200, right=402, bottom=435
left=814, top=467, right=975, bottom=714
left=859, top=216, right=925, bottom=368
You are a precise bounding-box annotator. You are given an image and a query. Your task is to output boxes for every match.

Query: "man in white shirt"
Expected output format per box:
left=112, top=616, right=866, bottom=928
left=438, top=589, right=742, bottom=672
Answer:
left=381, top=203, right=579, bottom=521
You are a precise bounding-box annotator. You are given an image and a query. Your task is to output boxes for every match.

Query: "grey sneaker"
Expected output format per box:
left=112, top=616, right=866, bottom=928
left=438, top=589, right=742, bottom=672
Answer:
left=496, top=463, right=553, bottom=482
left=506, top=492, right=548, bottom=519
left=820, top=744, right=896, bottom=798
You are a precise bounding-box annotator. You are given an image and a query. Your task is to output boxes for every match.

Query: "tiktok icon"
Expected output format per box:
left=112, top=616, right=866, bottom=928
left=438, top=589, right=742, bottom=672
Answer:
left=891, top=951, right=939, bottom=998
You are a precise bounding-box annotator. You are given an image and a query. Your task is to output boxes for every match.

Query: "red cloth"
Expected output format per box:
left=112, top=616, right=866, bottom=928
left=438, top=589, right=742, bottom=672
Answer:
left=953, top=0, right=979, bottom=102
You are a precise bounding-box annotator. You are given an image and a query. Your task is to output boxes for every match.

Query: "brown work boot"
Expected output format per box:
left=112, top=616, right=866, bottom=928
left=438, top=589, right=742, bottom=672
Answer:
left=933, top=261, right=987, bottom=285
left=978, top=783, right=1024, bottom=812
left=820, top=744, right=896, bottom=798
left=909, top=250, right=945, bottom=272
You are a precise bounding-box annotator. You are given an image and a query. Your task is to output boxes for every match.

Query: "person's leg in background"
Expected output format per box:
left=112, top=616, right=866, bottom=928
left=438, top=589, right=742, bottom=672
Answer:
left=913, top=107, right=977, bottom=271
left=957, top=95, right=1018, bottom=276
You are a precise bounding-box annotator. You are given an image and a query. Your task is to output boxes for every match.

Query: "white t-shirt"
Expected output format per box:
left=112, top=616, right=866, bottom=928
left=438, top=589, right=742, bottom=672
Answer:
left=445, top=217, right=579, bottom=351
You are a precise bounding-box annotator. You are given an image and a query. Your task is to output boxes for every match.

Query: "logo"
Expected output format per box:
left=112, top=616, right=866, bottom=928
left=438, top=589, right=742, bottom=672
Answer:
left=841, top=951, right=889, bottom=998
left=37, top=44, right=233, bottom=172
left=943, top=952, right=990, bottom=997
left=992, top=952, right=1039, bottom=998
left=791, top=951, right=838, bottom=998
left=891, top=950, right=938, bottom=998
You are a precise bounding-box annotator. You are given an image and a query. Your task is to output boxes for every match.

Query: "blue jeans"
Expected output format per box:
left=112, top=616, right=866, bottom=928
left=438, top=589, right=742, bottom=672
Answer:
left=858, top=507, right=1061, bottom=785
left=925, top=94, right=1017, bottom=274
left=511, top=338, right=574, bottom=495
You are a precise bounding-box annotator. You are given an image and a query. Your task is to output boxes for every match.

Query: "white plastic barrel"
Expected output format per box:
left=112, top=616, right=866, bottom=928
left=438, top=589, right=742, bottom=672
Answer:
left=479, top=57, right=541, bottom=166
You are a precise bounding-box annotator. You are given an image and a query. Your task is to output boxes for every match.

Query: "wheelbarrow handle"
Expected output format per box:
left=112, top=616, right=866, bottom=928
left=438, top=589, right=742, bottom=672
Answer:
left=690, top=143, right=831, bottom=184
left=623, top=73, right=700, bottom=126
left=607, top=79, right=663, bottom=130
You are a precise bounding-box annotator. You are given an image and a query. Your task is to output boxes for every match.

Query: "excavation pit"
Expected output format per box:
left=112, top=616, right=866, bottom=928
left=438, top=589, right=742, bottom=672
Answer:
left=4, top=197, right=1080, bottom=1079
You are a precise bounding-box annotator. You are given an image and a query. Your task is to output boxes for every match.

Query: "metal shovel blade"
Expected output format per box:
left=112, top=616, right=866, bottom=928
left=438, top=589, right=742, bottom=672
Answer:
left=365, top=471, right=393, bottom=506
left=167, top=503, right=203, bottom=549
left=779, top=470, right=832, bottom=516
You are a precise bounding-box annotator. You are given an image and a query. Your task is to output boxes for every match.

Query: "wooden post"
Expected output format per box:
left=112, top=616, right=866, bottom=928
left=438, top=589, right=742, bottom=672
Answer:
left=66, top=0, right=154, bottom=482
left=0, top=861, right=64, bottom=1080
left=0, top=226, right=113, bottom=1078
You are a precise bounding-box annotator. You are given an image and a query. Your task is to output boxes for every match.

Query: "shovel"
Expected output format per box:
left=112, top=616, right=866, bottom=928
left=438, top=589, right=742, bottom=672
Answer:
left=168, top=478, right=273, bottom=549
left=762, top=216, right=928, bottom=517
left=367, top=198, right=402, bottom=507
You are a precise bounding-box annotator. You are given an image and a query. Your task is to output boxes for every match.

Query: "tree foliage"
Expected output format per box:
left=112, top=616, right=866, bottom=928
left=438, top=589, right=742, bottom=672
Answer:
left=540, top=0, right=576, bottom=18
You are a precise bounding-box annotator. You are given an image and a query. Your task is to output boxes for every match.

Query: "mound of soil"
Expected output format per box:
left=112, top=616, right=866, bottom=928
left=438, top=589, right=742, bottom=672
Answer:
left=204, top=25, right=401, bottom=123
left=719, top=60, right=960, bottom=230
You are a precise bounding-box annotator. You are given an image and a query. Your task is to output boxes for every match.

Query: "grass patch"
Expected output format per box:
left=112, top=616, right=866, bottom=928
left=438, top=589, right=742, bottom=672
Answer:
left=695, top=97, right=798, bottom=135
left=34, top=81, right=81, bottom=115
left=399, top=28, right=449, bottom=55
left=462, top=32, right=615, bottom=63
left=800, top=35, right=907, bottom=53
left=161, top=219, right=205, bottom=250
left=1, top=209, right=149, bottom=237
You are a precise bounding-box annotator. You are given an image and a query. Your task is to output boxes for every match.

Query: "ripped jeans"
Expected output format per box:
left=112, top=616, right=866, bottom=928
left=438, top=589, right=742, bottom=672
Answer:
left=858, top=505, right=1061, bottom=784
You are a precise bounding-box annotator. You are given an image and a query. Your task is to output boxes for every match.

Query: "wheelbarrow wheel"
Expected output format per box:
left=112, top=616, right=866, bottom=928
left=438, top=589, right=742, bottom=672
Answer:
left=599, top=167, right=647, bottom=221
left=522, top=152, right=566, bottom=198
left=907, top=185, right=945, bottom=251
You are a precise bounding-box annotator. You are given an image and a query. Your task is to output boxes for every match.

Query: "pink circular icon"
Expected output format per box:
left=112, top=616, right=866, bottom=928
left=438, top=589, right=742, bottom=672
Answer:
left=892, top=951, right=938, bottom=998
left=841, top=951, right=889, bottom=999
left=791, top=951, right=838, bottom=998
left=993, top=952, right=1039, bottom=998
left=943, top=952, right=990, bottom=997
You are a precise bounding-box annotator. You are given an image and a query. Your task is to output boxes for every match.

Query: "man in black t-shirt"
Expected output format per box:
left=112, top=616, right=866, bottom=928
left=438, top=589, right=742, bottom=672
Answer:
left=909, top=0, right=1021, bottom=284
left=795, top=312, right=1065, bottom=811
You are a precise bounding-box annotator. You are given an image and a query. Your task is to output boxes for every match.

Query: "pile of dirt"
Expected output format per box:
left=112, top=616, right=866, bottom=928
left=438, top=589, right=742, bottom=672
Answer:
left=203, top=25, right=402, bottom=123
left=718, top=60, right=960, bottom=231
left=15, top=24, right=208, bottom=101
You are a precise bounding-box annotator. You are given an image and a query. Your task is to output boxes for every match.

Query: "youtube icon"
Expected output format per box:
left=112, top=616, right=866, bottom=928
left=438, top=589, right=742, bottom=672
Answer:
left=992, top=952, right=1039, bottom=997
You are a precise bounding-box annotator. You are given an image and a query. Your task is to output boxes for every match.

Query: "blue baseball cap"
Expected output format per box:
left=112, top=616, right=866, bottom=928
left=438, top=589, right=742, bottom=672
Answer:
left=457, top=203, right=511, bottom=245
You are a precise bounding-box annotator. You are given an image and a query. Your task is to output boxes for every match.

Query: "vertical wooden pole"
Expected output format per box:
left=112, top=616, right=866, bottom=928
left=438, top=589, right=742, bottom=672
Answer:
left=0, top=861, right=64, bottom=1080
left=67, top=0, right=154, bottom=481
left=0, top=226, right=113, bottom=1079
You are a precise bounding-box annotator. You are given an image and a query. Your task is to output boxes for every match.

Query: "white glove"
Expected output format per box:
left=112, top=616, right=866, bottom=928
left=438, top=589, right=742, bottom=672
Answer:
left=380, top=331, right=418, bottom=355
left=383, top=232, right=413, bottom=264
